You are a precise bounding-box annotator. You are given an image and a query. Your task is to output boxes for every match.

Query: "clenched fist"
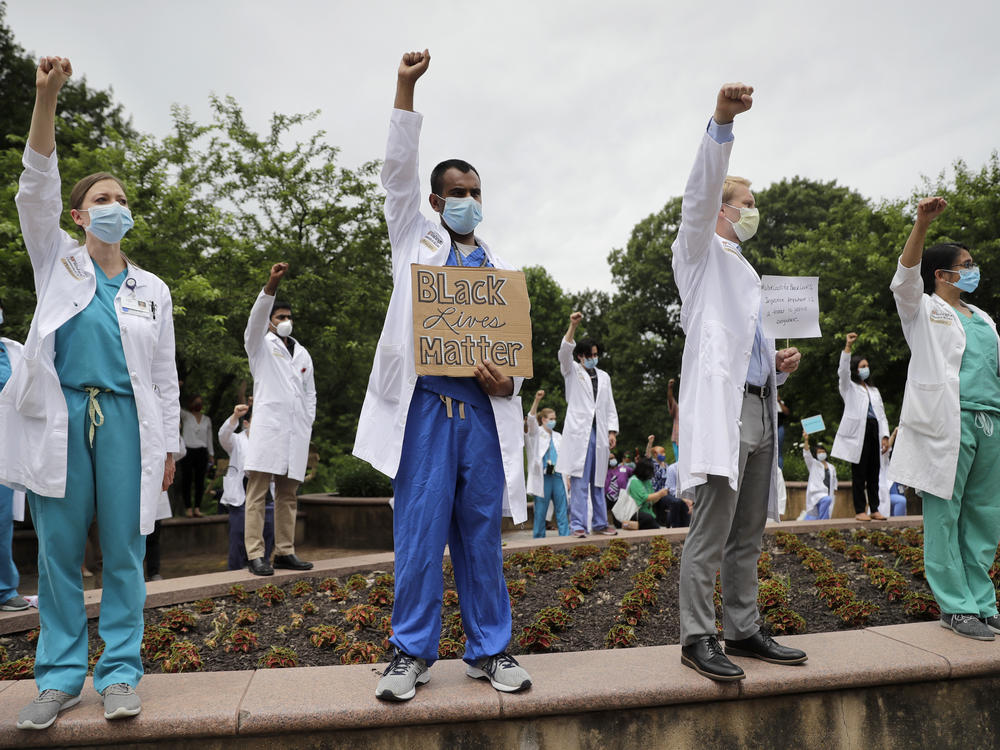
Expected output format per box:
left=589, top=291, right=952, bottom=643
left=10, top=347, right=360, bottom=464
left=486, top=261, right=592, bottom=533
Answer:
left=398, top=49, right=430, bottom=84
left=916, top=196, right=947, bottom=225
left=36, top=56, right=71, bottom=96
left=714, top=82, right=754, bottom=125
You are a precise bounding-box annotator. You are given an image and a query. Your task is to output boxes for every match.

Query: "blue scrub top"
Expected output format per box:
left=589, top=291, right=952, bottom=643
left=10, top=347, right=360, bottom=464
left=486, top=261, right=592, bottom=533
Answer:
left=417, top=245, right=493, bottom=409
left=55, top=263, right=133, bottom=394
left=0, top=343, right=10, bottom=391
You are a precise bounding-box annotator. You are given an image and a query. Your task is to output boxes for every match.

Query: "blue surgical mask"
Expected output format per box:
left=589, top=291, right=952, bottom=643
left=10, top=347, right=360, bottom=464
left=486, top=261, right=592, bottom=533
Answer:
left=948, top=267, right=980, bottom=293
left=546, top=419, right=556, bottom=430
left=583, top=356, right=599, bottom=370
left=609, top=459, right=618, bottom=467
left=817, top=452, right=828, bottom=461
left=82, top=203, right=134, bottom=244
left=858, top=367, right=870, bottom=381
left=656, top=454, right=666, bottom=462
left=438, top=196, right=482, bottom=235
left=625, top=461, right=635, bottom=469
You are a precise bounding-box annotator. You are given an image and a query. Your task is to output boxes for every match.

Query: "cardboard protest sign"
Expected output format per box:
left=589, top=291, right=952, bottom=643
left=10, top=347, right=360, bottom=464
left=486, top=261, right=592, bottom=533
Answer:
left=411, top=264, right=533, bottom=377
left=801, top=414, right=826, bottom=434
left=761, top=275, right=821, bottom=339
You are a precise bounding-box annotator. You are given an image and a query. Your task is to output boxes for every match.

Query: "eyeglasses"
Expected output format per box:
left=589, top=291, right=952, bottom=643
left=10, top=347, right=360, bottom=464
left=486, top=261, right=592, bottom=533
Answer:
left=950, top=261, right=978, bottom=270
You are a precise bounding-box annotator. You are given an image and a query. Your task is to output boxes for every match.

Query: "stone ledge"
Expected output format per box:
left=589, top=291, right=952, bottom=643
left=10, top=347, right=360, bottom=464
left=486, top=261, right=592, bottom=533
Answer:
left=1, top=622, right=997, bottom=748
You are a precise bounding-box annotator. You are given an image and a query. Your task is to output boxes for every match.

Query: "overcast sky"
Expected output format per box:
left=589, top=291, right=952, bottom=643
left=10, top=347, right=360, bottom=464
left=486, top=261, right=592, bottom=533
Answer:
left=8, top=0, right=997, bottom=293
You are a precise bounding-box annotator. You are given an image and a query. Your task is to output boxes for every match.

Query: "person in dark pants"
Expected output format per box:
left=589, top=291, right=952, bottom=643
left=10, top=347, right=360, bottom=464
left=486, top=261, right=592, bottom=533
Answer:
left=177, top=395, right=213, bottom=517
left=831, top=332, right=890, bottom=521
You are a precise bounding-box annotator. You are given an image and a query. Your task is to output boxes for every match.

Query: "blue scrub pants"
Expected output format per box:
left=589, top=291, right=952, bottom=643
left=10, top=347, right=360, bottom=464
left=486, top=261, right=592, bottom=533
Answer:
left=533, top=473, right=569, bottom=538
left=27, top=387, right=145, bottom=696
left=0, top=484, right=20, bottom=602
left=390, top=388, right=511, bottom=666
left=569, top=426, right=608, bottom=533
left=226, top=503, right=274, bottom=570
left=805, top=496, right=832, bottom=520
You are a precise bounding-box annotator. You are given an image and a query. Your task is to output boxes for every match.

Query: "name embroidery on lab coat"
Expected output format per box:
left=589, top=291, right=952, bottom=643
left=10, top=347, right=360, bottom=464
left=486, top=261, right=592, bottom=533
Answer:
left=929, top=309, right=953, bottom=326
left=61, top=255, right=88, bottom=281
left=420, top=230, right=445, bottom=252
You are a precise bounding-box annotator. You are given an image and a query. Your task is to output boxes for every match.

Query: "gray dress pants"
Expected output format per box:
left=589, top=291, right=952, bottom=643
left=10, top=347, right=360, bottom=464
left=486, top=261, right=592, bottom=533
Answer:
left=679, top=390, right=774, bottom=646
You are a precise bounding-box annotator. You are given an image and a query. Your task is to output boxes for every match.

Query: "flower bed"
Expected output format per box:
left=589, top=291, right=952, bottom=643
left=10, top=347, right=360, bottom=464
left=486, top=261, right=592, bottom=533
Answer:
left=1, top=528, right=995, bottom=678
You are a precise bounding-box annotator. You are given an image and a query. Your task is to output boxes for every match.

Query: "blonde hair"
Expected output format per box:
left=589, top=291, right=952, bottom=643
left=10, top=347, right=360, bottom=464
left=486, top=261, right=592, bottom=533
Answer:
left=722, top=175, right=752, bottom=205
left=537, top=407, right=556, bottom=425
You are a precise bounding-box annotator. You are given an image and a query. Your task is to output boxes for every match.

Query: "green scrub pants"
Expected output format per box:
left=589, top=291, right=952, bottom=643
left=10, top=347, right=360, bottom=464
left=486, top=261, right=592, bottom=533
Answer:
left=923, top=410, right=1000, bottom=618
left=27, top=387, right=145, bottom=696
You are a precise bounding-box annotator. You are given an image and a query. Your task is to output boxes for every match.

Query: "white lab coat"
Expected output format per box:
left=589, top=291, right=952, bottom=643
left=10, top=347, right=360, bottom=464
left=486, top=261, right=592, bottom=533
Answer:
left=0, top=147, right=180, bottom=534
left=555, top=340, right=618, bottom=485
left=243, top=291, right=316, bottom=482
left=352, top=109, right=527, bottom=524
left=888, top=260, right=1000, bottom=499
left=524, top=416, right=564, bottom=498
left=671, top=130, right=786, bottom=521
left=803, top=448, right=838, bottom=516
left=831, top=351, right=889, bottom=463
left=218, top=418, right=250, bottom=507
left=877, top=449, right=892, bottom=517
left=0, top=337, right=26, bottom=522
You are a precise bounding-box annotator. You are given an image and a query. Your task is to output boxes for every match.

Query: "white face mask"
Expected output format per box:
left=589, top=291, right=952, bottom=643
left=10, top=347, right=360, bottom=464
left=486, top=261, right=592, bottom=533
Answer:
left=275, top=320, right=293, bottom=337
left=724, top=204, right=759, bottom=242
left=817, top=452, right=828, bottom=462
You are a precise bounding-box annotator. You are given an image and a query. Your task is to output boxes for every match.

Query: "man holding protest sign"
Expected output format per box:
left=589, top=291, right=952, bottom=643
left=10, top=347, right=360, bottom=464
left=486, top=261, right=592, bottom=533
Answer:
left=672, top=83, right=807, bottom=681
left=354, top=49, right=531, bottom=702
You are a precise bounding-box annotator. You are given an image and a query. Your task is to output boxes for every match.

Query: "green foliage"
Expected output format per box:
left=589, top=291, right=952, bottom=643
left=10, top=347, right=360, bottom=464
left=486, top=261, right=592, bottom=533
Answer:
left=331, top=454, right=393, bottom=497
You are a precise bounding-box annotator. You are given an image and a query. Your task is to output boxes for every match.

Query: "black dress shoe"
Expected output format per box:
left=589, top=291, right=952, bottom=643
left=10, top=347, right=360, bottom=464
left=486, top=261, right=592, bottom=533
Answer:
left=247, top=557, right=274, bottom=576
left=725, top=631, right=807, bottom=665
left=681, top=637, right=745, bottom=681
left=272, top=554, right=313, bottom=570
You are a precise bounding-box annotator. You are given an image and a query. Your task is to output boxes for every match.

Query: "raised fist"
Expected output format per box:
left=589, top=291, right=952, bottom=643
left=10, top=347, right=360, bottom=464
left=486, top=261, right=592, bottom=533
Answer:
left=569, top=311, right=583, bottom=325
left=916, top=196, right=947, bottom=224
left=714, top=82, right=754, bottom=124
left=234, top=404, right=250, bottom=418
left=269, top=262, right=288, bottom=282
left=668, top=378, right=676, bottom=388
left=535, top=390, right=545, bottom=400
left=398, top=49, right=430, bottom=84
left=37, top=56, right=72, bottom=95
left=845, top=332, right=858, bottom=346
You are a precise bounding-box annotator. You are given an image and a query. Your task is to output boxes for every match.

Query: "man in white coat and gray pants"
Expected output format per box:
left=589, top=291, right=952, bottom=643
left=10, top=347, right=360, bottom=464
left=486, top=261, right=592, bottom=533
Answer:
left=558, top=312, right=619, bottom=537
left=243, top=262, right=316, bottom=576
left=672, top=83, right=807, bottom=681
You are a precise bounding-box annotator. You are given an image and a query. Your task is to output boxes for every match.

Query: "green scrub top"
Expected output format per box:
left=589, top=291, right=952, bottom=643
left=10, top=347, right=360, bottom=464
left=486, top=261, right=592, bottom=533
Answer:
left=957, top=311, right=1000, bottom=415
left=55, top=263, right=133, bottom=394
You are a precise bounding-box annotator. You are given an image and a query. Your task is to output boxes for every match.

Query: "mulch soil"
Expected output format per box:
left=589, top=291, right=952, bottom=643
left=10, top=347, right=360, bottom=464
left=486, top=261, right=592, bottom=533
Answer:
left=0, top=528, right=949, bottom=677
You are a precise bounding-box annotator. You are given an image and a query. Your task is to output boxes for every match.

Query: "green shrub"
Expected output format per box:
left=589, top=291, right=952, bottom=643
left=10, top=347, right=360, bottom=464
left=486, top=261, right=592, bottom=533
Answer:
left=333, top=455, right=392, bottom=497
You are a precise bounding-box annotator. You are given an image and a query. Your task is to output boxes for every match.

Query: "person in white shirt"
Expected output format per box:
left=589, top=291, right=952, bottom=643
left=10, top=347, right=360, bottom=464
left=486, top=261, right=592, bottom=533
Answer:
left=177, top=395, right=213, bottom=517
left=802, top=431, right=837, bottom=520
left=354, top=50, right=531, bottom=702
left=218, top=404, right=275, bottom=570
left=831, top=332, right=890, bottom=521
left=672, top=83, right=806, bottom=682
left=243, top=263, right=316, bottom=576
left=558, top=312, right=619, bottom=538
left=524, top=390, right=570, bottom=538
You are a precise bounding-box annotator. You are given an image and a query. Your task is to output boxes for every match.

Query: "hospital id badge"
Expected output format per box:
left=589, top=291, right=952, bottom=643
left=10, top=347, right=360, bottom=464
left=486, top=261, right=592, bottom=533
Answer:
left=119, top=297, right=153, bottom=319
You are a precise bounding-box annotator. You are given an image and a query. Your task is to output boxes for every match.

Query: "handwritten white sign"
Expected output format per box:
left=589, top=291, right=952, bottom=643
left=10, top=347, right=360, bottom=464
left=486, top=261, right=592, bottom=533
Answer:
left=760, top=275, right=821, bottom=339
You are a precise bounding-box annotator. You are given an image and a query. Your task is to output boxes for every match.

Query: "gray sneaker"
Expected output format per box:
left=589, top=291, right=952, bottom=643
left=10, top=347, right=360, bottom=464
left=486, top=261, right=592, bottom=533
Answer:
left=16, top=689, right=81, bottom=730
left=466, top=652, right=532, bottom=693
left=981, top=614, right=1000, bottom=635
left=375, top=649, right=430, bottom=701
left=941, top=613, right=995, bottom=641
left=0, top=595, right=29, bottom=611
left=102, top=683, right=141, bottom=719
